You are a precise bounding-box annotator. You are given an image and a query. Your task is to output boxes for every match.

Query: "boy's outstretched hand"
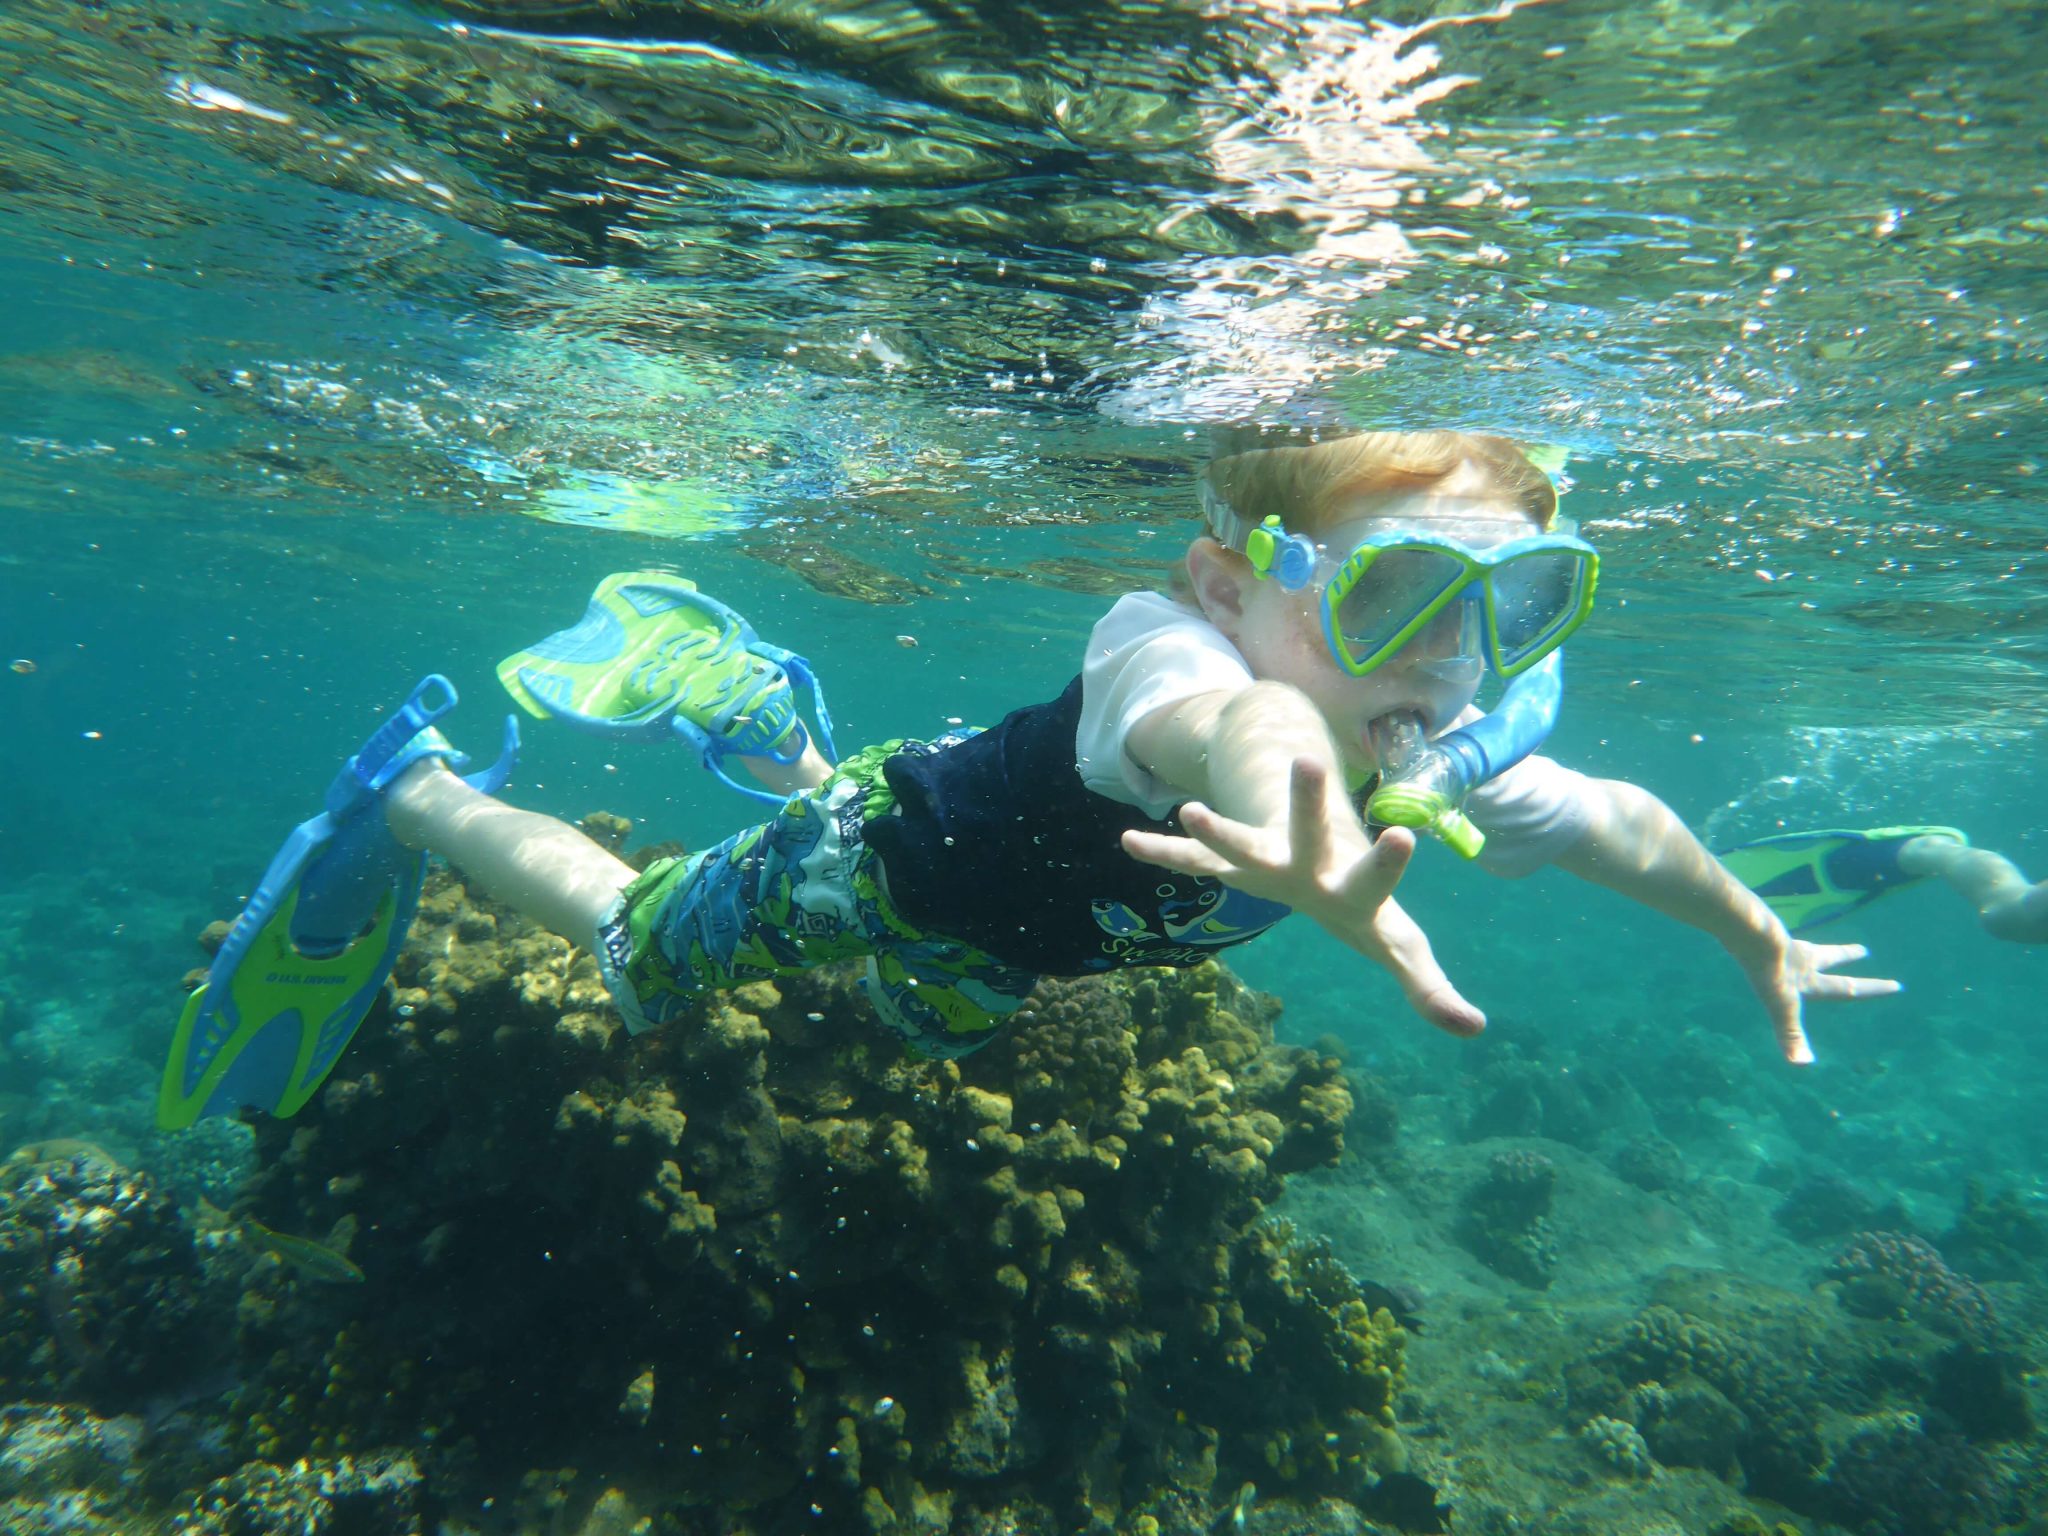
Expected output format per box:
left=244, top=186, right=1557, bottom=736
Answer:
left=1121, top=756, right=1487, bottom=1039
left=1736, top=929, right=1902, bottom=1066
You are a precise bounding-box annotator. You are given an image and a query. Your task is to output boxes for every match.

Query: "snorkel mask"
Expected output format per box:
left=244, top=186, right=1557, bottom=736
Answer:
left=1199, top=478, right=1599, bottom=681
left=1201, top=472, right=1600, bottom=856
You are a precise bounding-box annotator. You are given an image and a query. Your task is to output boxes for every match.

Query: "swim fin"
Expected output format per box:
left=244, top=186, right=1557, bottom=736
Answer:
left=496, top=570, right=836, bottom=806
left=1716, top=825, right=1967, bottom=934
left=157, top=676, right=518, bottom=1130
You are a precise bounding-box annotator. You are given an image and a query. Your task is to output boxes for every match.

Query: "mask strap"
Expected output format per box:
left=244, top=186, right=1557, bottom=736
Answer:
left=1199, top=477, right=1320, bottom=589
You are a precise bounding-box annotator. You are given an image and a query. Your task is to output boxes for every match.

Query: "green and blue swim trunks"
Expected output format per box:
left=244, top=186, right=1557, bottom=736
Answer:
left=593, top=735, right=1042, bottom=1058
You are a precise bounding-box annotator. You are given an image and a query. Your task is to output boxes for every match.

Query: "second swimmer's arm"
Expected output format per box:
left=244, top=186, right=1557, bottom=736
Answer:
left=1551, top=777, right=1899, bottom=1063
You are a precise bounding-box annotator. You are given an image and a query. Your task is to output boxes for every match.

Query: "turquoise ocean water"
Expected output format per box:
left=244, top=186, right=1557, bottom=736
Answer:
left=1, top=1, right=2044, bottom=1532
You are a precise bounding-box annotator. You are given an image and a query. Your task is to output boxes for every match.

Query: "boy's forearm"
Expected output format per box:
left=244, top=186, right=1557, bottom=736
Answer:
left=1140, top=683, right=1350, bottom=828
left=1553, top=779, right=1780, bottom=959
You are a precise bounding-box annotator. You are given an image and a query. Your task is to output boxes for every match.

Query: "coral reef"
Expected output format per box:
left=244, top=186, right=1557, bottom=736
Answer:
left=1460, top=1048, right=1605, bottom=1146
left=1823, top=1419, right=2006, bottom=1536
left=1771, top=1172, right=1907, bottom=1244
left=1607, top=1133, right=1687, bottom=1194
left=0, top=1147, right=223, bottom=1406
left=1455, top=1147, right=1557, bottom=1288
left=1565, top=1295, right=1827, bottom=1507
left=1578, top=1414, right=1652, bottom=1479
left=1927, top=1342, right=2036, bottom=1443
left=168, top=1450, right=424, bottom=1536
left=1826, top=1229, right=1996, bottom=1340
left=1940, top=1178, right=2048, bottom=1282
left=174, top=868, right=1419, bottom=1535
left=0, top=1402, right=146, bottom=1535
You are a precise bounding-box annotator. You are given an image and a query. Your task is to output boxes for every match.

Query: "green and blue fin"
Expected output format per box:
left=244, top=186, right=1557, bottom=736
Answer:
left=1717, top=824, right=1966, bottom=934
left=158, top=676, right=517, bottom=1130
left=497, top=570, right=836, bottom=806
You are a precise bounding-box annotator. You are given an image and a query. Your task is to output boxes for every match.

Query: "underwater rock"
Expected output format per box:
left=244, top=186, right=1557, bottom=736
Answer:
left=1823, top=1420, right=2006, bottom=1536
left=1770, top=1170, right=1906, bottom=1243
left=140, top=1118, right=258, bottom=1212
left=204, top=867, right=1415, bottom=1536
left=0, top=1148, right=222, bottom=1405
left=1564, top=1297, right=1827, bottom=1508
left=1926, top=1343, right=2036, bottom=1443
left=1455, top=1147, right=1558, bottom=1288
left=1608, top=1133, right=1687, bottom=1193
left=576, top=811, right=633, bottom=854
left=1939, top=1177, right=2048, bottom=1282
left=0, top=1403, right=144, bottom=1527
left=1826, top=1230, right=1996, bottom=1340
left=1629, top=1378, right=1747, bottom=1478
left=169, top=1449, right=424, bottom=1536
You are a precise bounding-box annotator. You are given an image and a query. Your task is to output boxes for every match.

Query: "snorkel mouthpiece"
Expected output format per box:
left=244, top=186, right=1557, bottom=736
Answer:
left=1365, top=712, right=1487, bottom=859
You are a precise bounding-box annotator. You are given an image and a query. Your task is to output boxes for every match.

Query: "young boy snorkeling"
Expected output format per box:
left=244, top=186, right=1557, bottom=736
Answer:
left=159, top=428, right=1899, bottom=1130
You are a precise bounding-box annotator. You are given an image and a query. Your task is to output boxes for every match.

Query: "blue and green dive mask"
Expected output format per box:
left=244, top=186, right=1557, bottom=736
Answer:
left=1202, top=482, right=1599, bottom=679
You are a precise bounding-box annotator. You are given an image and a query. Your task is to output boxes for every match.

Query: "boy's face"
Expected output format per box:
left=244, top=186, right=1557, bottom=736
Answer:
left=1192, top=502, right=1542, bottom=775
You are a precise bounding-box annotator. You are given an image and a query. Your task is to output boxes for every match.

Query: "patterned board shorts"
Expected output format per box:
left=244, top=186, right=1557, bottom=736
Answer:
left=593, top=736, right=1041, bottom=1058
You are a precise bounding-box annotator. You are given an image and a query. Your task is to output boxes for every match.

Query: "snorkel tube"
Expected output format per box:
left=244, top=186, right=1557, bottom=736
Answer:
left=1366, top=651, right=1564, bottom=859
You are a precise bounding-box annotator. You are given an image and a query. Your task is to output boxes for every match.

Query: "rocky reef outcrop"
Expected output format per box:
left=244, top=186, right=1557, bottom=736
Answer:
left=23, top=847, right=1425, bottom=1536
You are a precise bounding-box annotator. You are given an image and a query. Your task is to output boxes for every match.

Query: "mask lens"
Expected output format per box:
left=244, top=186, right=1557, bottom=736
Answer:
left=1334, top=546, right=1468, bottom=665
left=1488, top=548, right=1589, bottom=665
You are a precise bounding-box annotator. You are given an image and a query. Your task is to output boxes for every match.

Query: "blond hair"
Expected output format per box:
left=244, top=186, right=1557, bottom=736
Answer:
left=1202, top=427, right=1557, bottom=538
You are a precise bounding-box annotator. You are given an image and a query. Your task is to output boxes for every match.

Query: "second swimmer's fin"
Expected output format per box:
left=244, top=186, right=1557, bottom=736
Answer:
left=1717, top=825, right=1966, bottom=933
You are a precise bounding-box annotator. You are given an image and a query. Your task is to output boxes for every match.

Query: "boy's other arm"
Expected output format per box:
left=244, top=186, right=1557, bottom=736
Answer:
left=1121, top=684, right=1484, bottom=1037
left=1550, top=777, right=1900, bottom=1064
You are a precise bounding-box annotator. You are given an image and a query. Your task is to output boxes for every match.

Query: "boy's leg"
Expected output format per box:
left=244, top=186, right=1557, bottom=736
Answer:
left=384, top=759, right=634, bottom=948
left=739, top=740, right=833, bottom=799
left=1900, top=834, right=2048, bottom=945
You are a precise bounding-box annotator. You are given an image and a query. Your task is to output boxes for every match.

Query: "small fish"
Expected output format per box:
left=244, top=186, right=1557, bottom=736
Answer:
left=895, top=634, right=919, bottom=649
left=241, top=1218, right=365, bottom=1284
left=43, top=1249, right=105, bottom=1370
left=1357, top=1278, right=1427, bottom=1333
left=1228, top=1481, right=1258, bottom=1531
left=8, top=658, right=33, bottom=674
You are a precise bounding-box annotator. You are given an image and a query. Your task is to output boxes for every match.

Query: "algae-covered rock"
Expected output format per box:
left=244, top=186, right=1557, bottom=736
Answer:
left=202, top=864, right=1412, bottom=1535
left=0, top=1149, right=222, bottom=1404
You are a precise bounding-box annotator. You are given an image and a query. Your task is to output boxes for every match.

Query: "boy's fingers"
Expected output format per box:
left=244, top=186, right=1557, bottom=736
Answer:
left=1817, top=974, right=1902, bottom=1000
left=1389, top=945, right=1485, bottom=1038
left=1120, top=828, right=1234, bottom=880
left=1413, top=983, right=1487, bottom=1039
left=1353, top=824, right=1415, bottom=908
left=1365, top=890, right=1481, bottom=1037
left=1777, top=1006, right=1815, bottom=1066
left=1287, top=756, right=1333, bottom=866
left=1175, top=800, right=1273, bottom=870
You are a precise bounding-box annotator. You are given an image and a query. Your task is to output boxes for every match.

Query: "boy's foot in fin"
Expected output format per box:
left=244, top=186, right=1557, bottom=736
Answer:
left=497, top=570, right=836, bottom=805
left=1717, top=824, right=1967, bottom=934
left=157, top=677, right=518, bottom=1130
